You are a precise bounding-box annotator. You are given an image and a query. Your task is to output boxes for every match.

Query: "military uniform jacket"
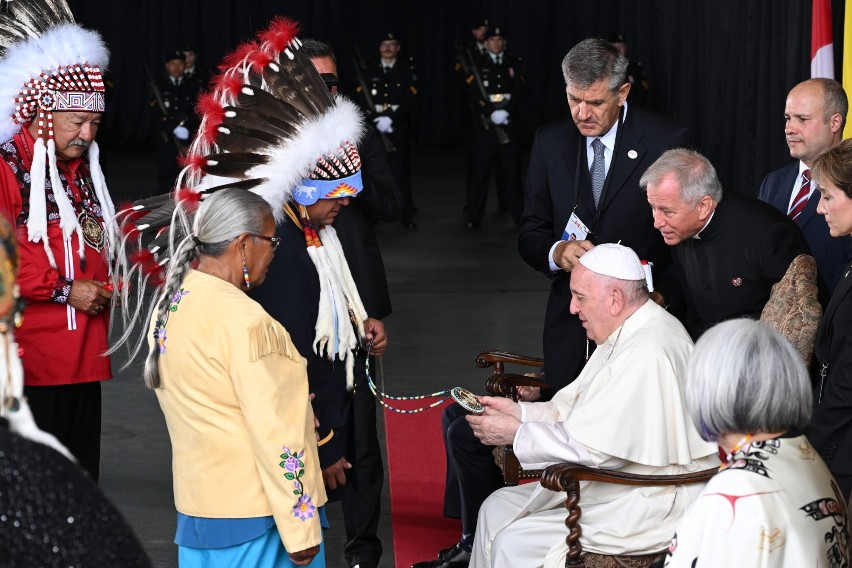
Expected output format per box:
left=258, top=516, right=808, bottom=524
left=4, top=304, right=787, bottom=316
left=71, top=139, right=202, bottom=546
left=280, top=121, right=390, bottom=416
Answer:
left=357, top=58, right=418, bottom=135
left=671, top=191, right=809, bottom=339
left=467, top=51, right=524, bottom=130
left=150, top=75, right=200, bottom=139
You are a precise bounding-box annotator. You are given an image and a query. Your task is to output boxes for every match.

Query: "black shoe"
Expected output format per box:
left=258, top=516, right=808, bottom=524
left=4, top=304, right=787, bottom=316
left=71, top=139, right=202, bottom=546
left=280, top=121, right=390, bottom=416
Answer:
left=411, top=542, right=471, bottom=568
left=402, top=219, right=418, bottom=230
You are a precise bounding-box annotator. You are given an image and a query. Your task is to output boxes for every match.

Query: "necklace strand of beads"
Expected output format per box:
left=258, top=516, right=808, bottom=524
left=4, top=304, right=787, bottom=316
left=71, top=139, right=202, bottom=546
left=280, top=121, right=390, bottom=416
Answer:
left=364, top=346, right=454, bottom=413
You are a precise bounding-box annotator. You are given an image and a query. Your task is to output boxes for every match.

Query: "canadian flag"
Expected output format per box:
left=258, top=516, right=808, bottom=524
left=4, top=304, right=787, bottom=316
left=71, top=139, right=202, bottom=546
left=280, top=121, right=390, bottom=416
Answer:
left=811, top=0, right=834, bottom=78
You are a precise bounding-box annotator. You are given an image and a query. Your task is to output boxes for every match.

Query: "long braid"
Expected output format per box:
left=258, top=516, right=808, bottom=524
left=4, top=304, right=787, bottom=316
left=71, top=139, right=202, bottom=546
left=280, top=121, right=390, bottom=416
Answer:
left=142, top=235, right=198, bottom=389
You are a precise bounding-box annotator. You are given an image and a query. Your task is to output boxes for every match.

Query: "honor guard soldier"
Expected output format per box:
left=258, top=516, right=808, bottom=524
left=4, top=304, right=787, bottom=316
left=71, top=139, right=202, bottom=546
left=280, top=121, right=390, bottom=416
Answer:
left=609, top=32, right=649, bottom=107
left=181, top=45, right=211, bottom=91
left=464, top=25, right=525, bottom=227
left=355, top=32, right=419, bottom=229
left=149, top=49, right=200, bottom=192
left=470, top=18, right=490, bottom=56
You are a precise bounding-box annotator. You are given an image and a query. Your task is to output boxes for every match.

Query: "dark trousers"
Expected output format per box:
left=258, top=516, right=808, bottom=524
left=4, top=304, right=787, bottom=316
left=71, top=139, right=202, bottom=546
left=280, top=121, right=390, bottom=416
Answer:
left=442, top=403, right=504, bottom=538
left=24, top=381, right=102, bottom=481
left=156, top=137, right=182, bottom=193
left=465, top=127, right=522, bottom=224
left=342, top=356, right=385, bottom=567
left=387, top=136, right=415, bottom=224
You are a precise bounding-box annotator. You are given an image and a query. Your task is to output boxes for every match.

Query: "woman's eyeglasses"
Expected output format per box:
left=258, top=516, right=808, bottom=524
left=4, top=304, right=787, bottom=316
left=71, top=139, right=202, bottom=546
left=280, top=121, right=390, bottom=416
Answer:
left=250, top=234, right=281, bottom=251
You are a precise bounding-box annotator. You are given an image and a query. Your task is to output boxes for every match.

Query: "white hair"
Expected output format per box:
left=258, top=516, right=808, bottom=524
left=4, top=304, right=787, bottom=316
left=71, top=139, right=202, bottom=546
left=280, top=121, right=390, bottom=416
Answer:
left=686, top=319, right=812, bottom=442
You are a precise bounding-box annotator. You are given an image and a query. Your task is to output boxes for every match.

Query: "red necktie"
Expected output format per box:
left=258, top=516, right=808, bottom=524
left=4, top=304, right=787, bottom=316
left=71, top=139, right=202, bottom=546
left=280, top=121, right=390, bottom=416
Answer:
left=788, top=169, right=811, bottom=220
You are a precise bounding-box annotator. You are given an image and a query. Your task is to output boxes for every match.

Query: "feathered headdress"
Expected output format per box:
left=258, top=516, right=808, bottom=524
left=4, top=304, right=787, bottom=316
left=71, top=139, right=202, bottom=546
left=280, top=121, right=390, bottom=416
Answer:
left=116, top=17, right=369, bottom=388
left=0, top=0, right=113, bottom=269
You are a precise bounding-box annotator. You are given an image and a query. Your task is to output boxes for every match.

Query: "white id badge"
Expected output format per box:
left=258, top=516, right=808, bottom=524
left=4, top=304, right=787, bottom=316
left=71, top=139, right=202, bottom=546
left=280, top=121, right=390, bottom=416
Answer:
left=562, top=211, right=590, bottom=242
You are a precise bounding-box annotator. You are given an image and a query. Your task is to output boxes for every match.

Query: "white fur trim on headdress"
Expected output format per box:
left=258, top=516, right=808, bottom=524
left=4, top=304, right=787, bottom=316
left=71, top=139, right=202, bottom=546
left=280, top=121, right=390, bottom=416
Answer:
left=247, top=97, right=365, bottom=222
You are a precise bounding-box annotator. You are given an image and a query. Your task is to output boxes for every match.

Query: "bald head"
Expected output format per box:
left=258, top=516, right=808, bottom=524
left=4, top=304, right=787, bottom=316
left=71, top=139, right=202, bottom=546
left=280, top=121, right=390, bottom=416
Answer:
left=785, top=78, right=847, bottom=166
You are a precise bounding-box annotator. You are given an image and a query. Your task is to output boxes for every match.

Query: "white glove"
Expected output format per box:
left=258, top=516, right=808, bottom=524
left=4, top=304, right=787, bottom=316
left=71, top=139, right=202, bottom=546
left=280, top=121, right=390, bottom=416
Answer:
left=373, top=116, right=394, bottom=133
left=172, top=125, right=190, bottom=140
left=490, top=109, right=509, bottom=125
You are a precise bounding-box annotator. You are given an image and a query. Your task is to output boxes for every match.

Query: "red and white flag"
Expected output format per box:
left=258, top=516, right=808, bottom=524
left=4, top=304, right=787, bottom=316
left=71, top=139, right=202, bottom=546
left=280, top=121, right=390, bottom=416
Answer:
left=812, top=0, right=834, bottom=78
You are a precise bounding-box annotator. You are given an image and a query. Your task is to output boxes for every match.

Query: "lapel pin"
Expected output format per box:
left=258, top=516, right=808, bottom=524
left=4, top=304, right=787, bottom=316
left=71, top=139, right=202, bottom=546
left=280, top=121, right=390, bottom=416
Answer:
left=732, top=277, right=743, bottom=287
left=627, top=150, right=638, bottom=159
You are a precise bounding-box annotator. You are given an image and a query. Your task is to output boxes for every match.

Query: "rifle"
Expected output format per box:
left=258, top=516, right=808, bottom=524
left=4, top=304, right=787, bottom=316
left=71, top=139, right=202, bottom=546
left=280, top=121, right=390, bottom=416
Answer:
left=457, top=46, right=510, bottom=145
left=145, top=64, right=187, bottom=152
left=353, top=46, right=397, bottom=154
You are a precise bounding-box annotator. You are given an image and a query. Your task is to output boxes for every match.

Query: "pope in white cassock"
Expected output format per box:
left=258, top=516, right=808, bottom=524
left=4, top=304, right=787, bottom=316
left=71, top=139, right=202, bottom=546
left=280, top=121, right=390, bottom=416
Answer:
left=466, top=243, right=720, bottom=567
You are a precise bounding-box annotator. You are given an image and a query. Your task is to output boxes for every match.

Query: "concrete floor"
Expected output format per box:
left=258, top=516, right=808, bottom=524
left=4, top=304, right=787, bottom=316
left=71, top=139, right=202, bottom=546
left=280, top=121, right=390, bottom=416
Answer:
left=97, top=147, right=549, bottom=567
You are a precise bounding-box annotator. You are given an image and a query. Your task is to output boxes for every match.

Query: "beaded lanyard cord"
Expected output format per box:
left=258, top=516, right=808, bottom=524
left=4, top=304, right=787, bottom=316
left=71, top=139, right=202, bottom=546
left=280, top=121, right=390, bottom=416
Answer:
left=363, top=340, right=483, bottom=414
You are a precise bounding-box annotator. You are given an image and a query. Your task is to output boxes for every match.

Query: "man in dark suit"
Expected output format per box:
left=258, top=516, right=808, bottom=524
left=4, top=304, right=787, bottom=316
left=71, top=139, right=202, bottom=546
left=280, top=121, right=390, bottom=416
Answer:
left=518, top=37, right=688, bottom=392
left=300, top=38, right=401, bottom=568
left=414, top=38, right=688, bottom=568
left=643, top=149, right=809, bottom=339
left=758, top=78, right=852, bottom=302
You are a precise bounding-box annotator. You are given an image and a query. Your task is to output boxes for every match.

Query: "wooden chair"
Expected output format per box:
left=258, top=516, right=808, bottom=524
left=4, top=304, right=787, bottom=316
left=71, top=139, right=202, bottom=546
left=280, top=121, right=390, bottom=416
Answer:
left=540, top=463, right=717, bottom=568
left=476, top=350, right=547, bottom=485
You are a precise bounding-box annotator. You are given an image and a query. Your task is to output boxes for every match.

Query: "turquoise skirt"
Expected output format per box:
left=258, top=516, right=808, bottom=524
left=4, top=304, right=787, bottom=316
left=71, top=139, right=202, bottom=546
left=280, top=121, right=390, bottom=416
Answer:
left=178, top=525, right=326, bottom=567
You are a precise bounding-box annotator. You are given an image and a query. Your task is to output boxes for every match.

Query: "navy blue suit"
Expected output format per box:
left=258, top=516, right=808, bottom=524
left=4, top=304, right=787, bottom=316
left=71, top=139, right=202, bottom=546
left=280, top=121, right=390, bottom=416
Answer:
left=758, top=162, right=852, bottom=301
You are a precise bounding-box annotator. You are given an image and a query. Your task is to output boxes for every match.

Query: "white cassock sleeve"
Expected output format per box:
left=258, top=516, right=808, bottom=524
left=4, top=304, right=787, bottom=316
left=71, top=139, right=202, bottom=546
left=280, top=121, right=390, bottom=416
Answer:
left=512, top=420, right=599, bottom=470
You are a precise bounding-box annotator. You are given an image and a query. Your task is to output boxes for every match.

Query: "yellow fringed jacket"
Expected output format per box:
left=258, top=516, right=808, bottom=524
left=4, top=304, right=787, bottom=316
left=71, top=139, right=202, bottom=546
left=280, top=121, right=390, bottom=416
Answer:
left=149, top=270, right=327, bottom=553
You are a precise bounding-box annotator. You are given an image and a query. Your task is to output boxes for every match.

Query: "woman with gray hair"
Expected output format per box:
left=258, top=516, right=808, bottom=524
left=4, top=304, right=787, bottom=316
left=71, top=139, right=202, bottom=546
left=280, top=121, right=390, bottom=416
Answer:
left=139, top=188, right=327, bottom=567
left=665, top=319, right=848, bottom=567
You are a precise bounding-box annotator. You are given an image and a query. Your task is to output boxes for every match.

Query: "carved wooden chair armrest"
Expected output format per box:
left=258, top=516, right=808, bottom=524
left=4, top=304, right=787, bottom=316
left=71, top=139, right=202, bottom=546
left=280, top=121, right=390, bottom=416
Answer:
left=540, top=464, right=717, bottom=567
left=485, top=372, right=549, bottom=398
left=475, top=351, right=546, bottom=485
left=476, top=350, right=545, bottom=399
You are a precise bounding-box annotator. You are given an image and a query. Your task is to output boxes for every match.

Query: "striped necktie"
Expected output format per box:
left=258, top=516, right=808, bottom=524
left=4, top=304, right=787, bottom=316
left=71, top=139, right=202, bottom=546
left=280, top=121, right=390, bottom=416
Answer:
left=788, top=169, right=811, bottom=220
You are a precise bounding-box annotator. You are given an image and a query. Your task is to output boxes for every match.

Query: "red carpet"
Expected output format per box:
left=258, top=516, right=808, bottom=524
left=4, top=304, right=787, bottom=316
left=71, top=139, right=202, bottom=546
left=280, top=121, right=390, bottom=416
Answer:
left=385, top=400, right=460, bottom=567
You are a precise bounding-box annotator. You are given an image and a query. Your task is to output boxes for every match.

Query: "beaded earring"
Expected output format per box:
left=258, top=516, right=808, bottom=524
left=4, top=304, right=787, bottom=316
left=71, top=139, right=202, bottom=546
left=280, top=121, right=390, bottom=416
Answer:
left=242, top=257, right=251, bottom=288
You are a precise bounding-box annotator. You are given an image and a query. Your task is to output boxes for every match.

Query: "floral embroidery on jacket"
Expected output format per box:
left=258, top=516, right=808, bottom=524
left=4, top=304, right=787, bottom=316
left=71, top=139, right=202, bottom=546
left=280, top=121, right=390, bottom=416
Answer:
left=280, top=446, right=316, bottom=520
left=153, top=288, right=189, bottom=354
